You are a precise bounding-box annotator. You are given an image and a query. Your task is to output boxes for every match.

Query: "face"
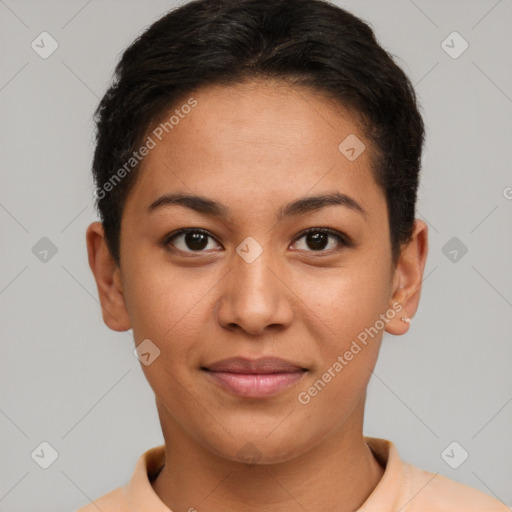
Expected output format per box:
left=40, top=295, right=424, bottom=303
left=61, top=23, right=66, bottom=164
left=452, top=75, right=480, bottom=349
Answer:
left=87, top=79, right=427, bottom=464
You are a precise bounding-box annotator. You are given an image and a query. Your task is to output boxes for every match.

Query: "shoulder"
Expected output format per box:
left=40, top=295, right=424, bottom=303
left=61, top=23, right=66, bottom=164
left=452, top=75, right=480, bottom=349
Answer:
left=74, top=486, right=127, bottom=512
left=404, top=462, right=509, bottom=512
left=73, top=444, right=167, bottom=512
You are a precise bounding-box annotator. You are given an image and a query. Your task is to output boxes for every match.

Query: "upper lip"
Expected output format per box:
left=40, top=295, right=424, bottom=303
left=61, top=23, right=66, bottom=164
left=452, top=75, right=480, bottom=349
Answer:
left=203, top=357, right=308, bottom=374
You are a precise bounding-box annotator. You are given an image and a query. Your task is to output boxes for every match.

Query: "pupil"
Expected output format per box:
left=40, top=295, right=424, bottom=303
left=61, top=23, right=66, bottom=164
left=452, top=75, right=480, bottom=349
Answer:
left=307, top=232, right=328, bottom=250
left=186, top=232, right=208, bottom=250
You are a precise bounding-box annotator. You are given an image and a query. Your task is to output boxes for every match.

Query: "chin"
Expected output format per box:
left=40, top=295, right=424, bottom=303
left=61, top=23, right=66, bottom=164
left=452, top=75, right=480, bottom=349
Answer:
left=194, top=421, right=319, bottom=466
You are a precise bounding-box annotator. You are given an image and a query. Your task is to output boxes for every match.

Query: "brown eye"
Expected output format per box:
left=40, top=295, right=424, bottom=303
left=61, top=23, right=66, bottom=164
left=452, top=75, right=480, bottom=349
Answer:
left=165, top=229, right=222, bottom=253
left=291, top=228, right=349, bottom=253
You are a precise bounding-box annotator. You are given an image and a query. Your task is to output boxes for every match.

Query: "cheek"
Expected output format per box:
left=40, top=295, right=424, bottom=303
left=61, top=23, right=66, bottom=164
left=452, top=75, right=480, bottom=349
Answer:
left=124, top=267, right=210, bottom=397
left=293, top=263, right=391, bottom=347
left=292, top=271, right=388, bottom=423
left=122, top=260, right=213, bottom=341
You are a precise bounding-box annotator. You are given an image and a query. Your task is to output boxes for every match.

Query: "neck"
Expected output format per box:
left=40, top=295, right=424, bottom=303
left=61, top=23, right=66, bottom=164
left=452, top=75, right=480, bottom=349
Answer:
left=151, top=399, right=385, bottom=512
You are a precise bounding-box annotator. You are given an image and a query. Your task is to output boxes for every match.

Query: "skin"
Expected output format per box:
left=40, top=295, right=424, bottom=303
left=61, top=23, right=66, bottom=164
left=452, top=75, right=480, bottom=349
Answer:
left=86, top=79, right=428, bottom=512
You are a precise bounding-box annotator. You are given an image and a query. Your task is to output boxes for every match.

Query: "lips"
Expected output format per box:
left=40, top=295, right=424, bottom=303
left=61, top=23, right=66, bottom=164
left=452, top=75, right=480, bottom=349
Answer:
left=204, top=356, right=307, bottom=374
left=202, top=357, right=308, bottom=398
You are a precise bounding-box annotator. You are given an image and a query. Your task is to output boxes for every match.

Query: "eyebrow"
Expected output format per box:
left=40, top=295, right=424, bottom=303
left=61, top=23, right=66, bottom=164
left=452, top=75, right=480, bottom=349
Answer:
left=148, top=191, right=367, bottom=221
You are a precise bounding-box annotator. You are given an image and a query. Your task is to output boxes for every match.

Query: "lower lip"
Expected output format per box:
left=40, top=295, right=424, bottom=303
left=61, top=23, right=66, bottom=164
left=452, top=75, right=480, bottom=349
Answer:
left=204, top=370, right=307, bottom=398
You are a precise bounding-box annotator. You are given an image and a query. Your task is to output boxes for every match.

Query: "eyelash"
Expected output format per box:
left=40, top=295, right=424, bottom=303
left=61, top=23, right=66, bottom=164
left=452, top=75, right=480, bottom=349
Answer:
left=162, top=227, right=352, bottom=256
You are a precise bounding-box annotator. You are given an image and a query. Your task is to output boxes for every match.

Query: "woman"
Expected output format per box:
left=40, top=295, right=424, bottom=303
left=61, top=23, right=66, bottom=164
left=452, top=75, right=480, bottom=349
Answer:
left=82, top=0, right=507, bottom=510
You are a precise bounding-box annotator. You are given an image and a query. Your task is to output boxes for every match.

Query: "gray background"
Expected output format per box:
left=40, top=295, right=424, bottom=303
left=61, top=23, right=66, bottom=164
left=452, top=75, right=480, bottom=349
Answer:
left=1, top=0, right=511, bottom=510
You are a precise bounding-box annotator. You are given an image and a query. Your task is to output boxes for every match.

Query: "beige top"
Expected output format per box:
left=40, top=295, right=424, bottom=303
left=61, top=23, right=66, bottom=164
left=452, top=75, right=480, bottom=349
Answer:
left=75, top=437, right=508, bottom=511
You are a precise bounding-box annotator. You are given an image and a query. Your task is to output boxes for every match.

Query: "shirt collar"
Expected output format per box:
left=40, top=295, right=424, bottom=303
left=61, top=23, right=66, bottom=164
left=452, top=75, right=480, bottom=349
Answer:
left=125, top=444, right=169, bottom=511
left=358, top=437, right=407, bottom=511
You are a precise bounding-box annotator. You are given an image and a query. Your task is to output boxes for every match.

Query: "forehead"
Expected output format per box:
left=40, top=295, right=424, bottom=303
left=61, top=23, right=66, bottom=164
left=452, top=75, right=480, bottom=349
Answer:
left=124, top=80, right=385, bottom=221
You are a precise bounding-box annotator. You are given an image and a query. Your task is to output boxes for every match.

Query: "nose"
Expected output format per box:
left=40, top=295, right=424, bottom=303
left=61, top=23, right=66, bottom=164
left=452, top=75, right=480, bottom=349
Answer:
left=216, top=242, right=294, bottom=337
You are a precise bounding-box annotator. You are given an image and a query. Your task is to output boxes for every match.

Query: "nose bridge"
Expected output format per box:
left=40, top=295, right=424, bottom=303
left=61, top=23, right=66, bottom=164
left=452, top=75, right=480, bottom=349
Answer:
left=217, top=235, right=293, bottom=334
left=234, top=236, right=276, bottom=296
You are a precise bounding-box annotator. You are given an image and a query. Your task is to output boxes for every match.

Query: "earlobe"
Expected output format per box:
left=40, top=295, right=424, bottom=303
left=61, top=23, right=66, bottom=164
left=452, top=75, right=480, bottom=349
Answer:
left=86, top=221, right=131, bottom=332
left=387, top=292, right=411, bottom=336
left=385, top=219, right=429, bottom=336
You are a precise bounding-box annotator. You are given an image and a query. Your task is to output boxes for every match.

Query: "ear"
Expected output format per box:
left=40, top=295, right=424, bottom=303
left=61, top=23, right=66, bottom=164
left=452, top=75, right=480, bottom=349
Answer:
left=385, top=219, right=428, bottom=335
left=86, top=221, right=131, bottom=332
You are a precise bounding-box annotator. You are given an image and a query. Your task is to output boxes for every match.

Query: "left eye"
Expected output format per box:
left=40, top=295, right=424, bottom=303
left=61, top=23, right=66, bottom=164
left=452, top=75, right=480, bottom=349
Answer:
left=291, top=228, right=347, bottom=252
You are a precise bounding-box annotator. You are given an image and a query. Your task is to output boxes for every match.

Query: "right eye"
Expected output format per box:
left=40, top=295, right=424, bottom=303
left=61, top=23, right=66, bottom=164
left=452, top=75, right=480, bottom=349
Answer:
left=164, top=228, right=223, bottom=254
